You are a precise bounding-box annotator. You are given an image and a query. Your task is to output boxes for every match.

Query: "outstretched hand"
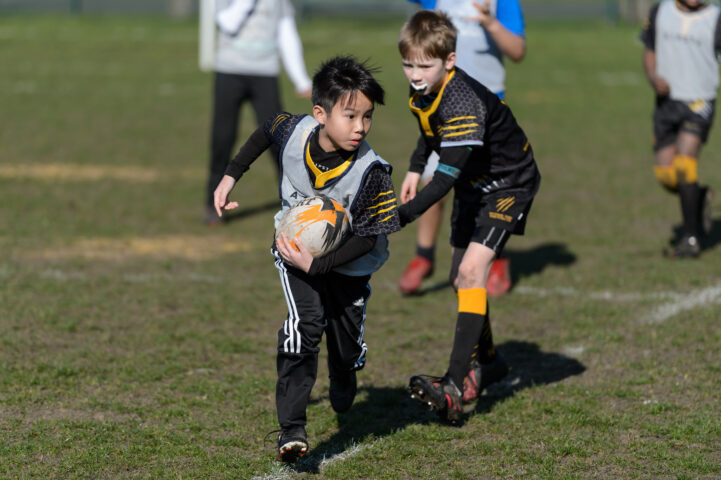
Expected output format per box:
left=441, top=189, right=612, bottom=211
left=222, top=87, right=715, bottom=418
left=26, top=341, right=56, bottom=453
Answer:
left=213, top=175, right=239, bottom=217
left=400, top=171, right=422, bottom=204
left=276, top=233, right=314, bottom=273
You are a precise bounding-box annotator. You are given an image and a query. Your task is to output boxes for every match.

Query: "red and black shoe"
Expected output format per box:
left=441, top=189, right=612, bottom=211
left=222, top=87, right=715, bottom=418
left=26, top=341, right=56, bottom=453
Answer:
left=398, top=255, right=434, bottom=295
left=486, top=258, right=511, bottom=297
left=462, top=353, right=509, bottom=403
left=408, top=374, right=463, bottom=423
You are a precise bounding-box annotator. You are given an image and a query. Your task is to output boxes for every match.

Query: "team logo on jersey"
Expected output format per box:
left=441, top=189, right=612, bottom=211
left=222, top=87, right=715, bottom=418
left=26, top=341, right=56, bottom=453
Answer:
left=495, top=196, right=516, bottom=213
left=289, top=191, right=305, bottom=200
left=488, top=196, right=515, bottom=222
left=688, top=100, right=712, bottom=119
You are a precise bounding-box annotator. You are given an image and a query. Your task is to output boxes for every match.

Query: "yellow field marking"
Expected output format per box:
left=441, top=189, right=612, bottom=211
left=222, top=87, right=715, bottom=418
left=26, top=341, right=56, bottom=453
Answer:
left=18, top=234, right=252, bottom=261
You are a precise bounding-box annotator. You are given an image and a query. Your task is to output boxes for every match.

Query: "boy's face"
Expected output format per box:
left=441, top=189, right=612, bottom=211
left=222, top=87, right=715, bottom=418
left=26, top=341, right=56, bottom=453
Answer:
left=401, top=52, right=456, bottom=96
left=312, top=92, right=374, bottom=152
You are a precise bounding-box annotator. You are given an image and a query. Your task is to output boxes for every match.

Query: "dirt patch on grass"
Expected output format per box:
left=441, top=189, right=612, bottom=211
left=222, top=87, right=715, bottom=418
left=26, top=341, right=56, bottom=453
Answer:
left=16, top=235, right=252, bottom=261
left=4, top=406, right=142, bottom=425
left=0, top=163, right=201, bottom=182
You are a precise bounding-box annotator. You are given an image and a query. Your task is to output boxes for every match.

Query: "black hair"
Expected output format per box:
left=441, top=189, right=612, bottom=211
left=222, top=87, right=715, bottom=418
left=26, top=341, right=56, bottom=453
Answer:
left=311, top=56, right=385, bottom=113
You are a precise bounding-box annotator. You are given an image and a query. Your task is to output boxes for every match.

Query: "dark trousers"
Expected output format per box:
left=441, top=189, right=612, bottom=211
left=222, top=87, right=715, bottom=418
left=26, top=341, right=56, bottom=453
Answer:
left=206, top=72, right=282, bottom=207
left=272, top=250, right=371, bottom=428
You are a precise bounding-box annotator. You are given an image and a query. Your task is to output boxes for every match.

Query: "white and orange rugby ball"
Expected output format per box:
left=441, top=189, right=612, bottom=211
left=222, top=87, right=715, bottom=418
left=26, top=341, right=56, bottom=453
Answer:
left=276, top=195, right=350, bottom=258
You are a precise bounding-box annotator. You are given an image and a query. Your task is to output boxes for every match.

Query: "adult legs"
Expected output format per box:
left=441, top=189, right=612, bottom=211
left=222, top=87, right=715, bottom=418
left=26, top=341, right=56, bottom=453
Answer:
left=249, top=75, right=282, bottom=173
left=206, top=72, right=248, bottom=221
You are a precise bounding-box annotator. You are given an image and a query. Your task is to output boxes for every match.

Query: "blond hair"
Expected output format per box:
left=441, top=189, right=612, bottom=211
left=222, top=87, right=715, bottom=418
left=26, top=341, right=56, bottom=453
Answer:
left=398, top=10, right=457, bottom=60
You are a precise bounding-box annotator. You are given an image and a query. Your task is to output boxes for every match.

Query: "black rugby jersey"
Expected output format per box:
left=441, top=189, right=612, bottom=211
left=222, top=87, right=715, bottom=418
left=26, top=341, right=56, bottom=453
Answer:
left=409, top=67, right=540, bottom=201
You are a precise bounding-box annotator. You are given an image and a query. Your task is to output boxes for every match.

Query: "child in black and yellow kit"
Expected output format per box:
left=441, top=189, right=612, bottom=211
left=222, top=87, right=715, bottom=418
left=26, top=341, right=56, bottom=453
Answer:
left=214, top=56, right=400, bottom=461
left=397, top=10, right=541, bottom=423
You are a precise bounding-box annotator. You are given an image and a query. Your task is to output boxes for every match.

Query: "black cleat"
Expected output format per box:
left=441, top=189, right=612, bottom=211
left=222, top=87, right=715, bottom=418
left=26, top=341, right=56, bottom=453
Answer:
left=462, top=353, right=510, bottom=402
left=329, top=370, right=357, bottom=413
left=664, top=234, right=700, bottom=259
left=408, top=374, right=463, bottom=423
left=277, top=426, right=308, bottom=463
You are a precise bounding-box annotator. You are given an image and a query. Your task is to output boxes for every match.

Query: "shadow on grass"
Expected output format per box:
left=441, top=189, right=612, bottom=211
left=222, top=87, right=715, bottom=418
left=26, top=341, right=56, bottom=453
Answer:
left=221, top=199, right=278, bottom=224
left=406, top=242, right=576, bottom=297
left=474, top=340, right=586, bottom=415
left=505, top=242, right=576, bottom=284
left=291, top=340, right=585, bottom=473
left=294, top=385, right=428, bottom=473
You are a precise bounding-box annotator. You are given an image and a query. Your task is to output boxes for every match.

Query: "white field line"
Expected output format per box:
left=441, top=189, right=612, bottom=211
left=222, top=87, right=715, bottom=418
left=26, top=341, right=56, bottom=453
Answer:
left=317, top=442, right=372, bottom=472
left=250, top=441, right=374, bottom=480
left=643, top=281, right=721, bottom=325
left=515, top=282, right=721, bottom=324
left=513, top=285, right=683, bottom=302
left=251, top=463, right=294, bottom=480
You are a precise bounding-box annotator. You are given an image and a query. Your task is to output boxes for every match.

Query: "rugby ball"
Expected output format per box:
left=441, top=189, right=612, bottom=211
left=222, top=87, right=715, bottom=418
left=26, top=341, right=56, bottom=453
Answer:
left=276, top=195, right=350, bottom=258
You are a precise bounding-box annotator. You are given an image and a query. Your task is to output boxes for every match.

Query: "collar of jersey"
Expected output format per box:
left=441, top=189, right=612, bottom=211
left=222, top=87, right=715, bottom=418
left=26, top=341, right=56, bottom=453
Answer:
left=674, top=1, right=709, bottom=13
left=409, top=68, right=456, bottom=137
left=304, top=134, right=356, bottom=189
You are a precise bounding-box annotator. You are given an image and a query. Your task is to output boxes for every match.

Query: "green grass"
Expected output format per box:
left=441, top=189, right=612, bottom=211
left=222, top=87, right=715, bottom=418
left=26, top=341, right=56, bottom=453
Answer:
left=2, top=13, right=721, bottom=479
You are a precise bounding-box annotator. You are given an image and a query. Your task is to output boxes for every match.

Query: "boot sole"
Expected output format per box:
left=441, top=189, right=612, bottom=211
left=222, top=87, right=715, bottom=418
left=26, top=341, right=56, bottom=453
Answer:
left=278, top=441, right=308, bottom=463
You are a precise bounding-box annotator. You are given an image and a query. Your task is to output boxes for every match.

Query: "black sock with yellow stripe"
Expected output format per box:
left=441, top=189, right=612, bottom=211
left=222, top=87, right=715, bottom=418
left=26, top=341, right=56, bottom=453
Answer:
left=674, top=155, right=701, bottom=237
left=447, top=288, right=495, bottom=388
left=477, top=308, right=497, bottom=363
left=679, top=183, right=701, bottom=237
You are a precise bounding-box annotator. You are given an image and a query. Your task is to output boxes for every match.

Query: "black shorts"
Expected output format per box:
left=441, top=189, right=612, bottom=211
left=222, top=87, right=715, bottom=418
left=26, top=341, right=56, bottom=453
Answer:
left=450, top=188, right=536, bottom=252
left=653, top=96, right=716, bottom=151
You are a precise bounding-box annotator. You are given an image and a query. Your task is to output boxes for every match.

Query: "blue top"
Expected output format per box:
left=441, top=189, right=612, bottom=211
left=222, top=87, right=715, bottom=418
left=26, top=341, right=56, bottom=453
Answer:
left=407, top=0, right=524, bottom=94
left=409, top=0, right=525, bottom=36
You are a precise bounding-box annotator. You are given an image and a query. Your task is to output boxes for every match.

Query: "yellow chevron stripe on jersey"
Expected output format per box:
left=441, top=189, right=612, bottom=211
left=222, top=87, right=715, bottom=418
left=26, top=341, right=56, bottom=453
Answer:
left=366, top=198, right=396, bottom=209
left=409, top=69, right=456, bottom=136
left=379, top=214, right=395, bottom=222
left=372, top=190, right=394, bottom=200
left=270, top=113, right=291, bottom=134
left=440, top=123, right=479, bottom=131
left=444, top=129, right=477, bottom=138
left=447, top=115, right=476, bottom=123
left=369, top=205, right=397, bottom=217
left=304, top=141, right=354, bottom=188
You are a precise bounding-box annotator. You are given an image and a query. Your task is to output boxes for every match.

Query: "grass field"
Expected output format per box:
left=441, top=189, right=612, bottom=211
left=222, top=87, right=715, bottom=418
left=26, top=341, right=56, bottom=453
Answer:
left=2, top=13, right=721, bottom=479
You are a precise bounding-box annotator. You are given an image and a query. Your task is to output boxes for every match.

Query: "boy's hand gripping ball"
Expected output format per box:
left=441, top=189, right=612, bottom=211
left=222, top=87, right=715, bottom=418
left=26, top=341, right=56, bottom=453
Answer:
left=276, top=195, right=350, bottom=258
